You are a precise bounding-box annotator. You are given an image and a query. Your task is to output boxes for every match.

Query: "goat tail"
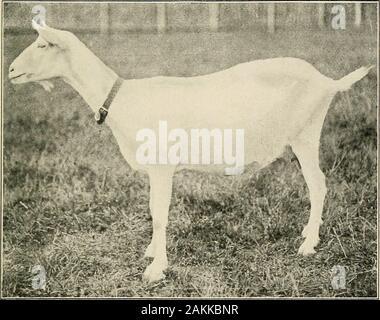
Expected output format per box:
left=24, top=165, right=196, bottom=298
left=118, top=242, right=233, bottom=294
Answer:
left=333, top=65, right=374, bottom=92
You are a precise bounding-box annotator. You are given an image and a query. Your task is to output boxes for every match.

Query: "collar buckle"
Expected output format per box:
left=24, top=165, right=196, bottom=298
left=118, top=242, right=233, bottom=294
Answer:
left=95, top=107, right=108, bottom=124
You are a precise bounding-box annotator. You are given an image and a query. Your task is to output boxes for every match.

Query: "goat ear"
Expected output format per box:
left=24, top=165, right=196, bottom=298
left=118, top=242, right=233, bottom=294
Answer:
left=34, top=23, right=68, bottom=49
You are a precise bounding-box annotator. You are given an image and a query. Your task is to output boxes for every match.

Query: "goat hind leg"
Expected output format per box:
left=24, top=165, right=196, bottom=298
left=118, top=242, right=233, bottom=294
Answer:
left=144, top=179, right=156, bottom=258
left=292, top=141, right=326, bottom=256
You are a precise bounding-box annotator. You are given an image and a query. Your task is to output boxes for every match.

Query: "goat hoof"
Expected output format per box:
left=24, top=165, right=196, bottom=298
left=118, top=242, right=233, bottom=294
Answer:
left=298, top=244, right=316, bottom=256
left=298, top=237, right=319, bottom=256
left=144, top=243, right=155, bottom=258
left=143, top=263, right=166, bottom=283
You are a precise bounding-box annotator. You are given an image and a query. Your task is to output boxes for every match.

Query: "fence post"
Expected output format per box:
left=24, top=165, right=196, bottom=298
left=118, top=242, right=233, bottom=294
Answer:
left=365, top=4, right=374, bottom=34
left=355, top=3, right=362, bottom=28
left=99, top=3, right=110, bottom=34
left=267, top=3, right=275, bottom=33
left=157, top=3, right=166, bottom=33
left=209, top=3, right=219, bottom=31
left=318, top=3, right=325, bottom=29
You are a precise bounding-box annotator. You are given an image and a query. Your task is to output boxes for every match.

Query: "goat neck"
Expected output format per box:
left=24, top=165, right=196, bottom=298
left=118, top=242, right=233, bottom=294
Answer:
left=62, top=42, right=120, bottom=114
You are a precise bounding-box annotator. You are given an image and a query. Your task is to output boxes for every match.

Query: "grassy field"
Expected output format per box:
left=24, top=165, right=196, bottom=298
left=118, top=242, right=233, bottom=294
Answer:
left=2, top=29, right=377, bottom=297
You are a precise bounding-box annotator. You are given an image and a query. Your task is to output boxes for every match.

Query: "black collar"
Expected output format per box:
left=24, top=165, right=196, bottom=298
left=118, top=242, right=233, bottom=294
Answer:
left=95, top=77, right=124, bottom=124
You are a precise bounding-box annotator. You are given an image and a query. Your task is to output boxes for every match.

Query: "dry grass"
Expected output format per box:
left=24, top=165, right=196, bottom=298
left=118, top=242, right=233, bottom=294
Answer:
left=2, top=29, right=377, bottom=297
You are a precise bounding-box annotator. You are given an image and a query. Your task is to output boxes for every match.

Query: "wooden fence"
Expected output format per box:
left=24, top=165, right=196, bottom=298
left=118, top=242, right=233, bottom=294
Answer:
left=4, top=2, right=378, bottom=33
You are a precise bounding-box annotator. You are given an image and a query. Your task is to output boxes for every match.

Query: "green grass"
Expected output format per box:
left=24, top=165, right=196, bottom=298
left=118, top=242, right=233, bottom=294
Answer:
left=2, top=29, right=377, bottom=297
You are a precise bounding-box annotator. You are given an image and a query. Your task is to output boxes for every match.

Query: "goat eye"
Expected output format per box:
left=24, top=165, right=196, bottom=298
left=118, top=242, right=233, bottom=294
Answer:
left=37, top=44, right=47, bottom=49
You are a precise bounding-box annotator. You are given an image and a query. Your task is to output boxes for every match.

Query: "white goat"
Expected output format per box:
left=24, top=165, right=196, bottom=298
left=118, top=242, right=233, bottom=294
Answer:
left=9, top=23, right=372, bottom=283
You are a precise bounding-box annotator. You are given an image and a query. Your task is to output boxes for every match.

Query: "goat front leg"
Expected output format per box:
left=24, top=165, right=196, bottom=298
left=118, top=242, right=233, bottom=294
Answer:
left=292, top=139, right=326, bottom=256
left=143, top=168, right=173, bottom=283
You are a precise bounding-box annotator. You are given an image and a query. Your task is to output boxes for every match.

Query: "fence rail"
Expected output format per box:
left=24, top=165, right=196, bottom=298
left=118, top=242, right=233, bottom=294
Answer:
left=4, top=2, right=378, bottom=33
